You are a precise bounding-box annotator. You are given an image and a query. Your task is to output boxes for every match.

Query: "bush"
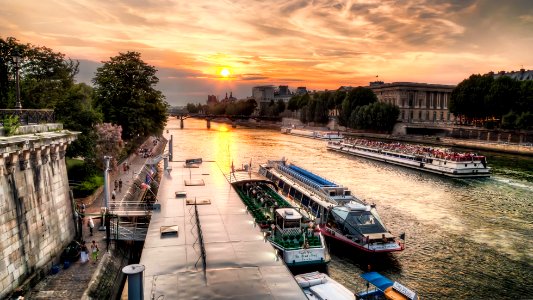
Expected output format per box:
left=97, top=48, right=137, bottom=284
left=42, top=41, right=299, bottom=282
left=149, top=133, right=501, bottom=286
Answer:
left=73, top=175, right=104, bottom=198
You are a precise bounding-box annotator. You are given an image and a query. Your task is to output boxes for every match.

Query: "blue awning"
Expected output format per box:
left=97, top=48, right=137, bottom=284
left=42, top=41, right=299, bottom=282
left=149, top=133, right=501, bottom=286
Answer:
left=360, top=272, right=394, bottom=291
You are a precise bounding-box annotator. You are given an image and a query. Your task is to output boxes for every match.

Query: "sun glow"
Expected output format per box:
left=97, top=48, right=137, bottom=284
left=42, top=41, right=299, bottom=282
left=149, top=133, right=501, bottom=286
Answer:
left=220, top=68, right=230, bottom=77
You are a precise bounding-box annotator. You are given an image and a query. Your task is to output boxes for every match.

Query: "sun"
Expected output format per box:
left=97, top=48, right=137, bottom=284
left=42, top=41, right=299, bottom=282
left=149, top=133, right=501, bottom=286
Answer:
left=220, top=68, right=230, bottom=77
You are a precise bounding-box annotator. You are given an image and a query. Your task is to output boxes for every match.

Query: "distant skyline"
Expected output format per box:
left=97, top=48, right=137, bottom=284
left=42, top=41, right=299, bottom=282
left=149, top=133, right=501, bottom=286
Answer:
left=2, top=0, right=533, bottom=105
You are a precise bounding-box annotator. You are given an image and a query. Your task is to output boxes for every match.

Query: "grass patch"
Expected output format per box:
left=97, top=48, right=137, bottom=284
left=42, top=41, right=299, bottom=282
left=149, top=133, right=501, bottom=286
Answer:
left=73, top=175, right=104, bottom=198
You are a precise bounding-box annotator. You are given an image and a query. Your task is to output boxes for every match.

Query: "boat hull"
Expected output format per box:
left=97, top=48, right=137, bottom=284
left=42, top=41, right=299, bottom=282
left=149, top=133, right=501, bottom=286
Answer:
left=328, top=143, right=491, bottom=178
left=320, top=225, right=404, bottom=253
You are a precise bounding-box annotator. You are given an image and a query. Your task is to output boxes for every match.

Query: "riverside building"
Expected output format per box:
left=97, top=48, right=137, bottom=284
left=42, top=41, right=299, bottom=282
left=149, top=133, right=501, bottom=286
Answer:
left=369, top=81, right=456, bottom=124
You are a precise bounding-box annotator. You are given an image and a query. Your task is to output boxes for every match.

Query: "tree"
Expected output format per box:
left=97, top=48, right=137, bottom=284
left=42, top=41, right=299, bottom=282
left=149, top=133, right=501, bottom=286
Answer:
left=55, top=83, right=102, bottom=162
left=93, top=52, right=168, bottom=139
left=287, top=95, right=300, bottom=111
left=0, top=36, right=78, bottom=109
left=449, top=74, right=494, bottom=122
left=186, top=103, right=200, bottom=113
left=341, top=87, right=377, bottom=125
left=275, top=99, right=286, bottom=115
left=95, top=123, right=124, bottom=170
left=486, top=76, right=521, bottom=119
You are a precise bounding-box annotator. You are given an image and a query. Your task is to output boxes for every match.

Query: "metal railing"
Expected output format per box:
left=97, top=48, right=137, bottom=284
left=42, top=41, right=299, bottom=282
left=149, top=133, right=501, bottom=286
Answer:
left=0, top=109, right=55, bottom=125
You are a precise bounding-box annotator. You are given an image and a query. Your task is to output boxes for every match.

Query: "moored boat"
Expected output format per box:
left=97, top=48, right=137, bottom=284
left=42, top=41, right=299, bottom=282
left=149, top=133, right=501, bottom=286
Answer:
left=356, top=272, right=419, bottom=300
left=328, top=138, right=490, bottom=178
left=259, top=160, right=404, bottom=253
left=295, top=271, right=355, bottom=300
left=281, top=127, right=343, bottom=140
left=229, top=170, right=329, bottom=267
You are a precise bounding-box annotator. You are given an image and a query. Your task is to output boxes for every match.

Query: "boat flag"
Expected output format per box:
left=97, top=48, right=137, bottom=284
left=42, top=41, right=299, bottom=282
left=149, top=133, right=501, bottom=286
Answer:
left=249, top=158, right=252, bottom=174
left=231, top=160, right=235, bottom=173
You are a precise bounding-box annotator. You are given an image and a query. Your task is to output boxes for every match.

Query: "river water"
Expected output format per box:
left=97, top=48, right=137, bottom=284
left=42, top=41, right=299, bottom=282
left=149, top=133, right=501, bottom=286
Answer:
left=167, top=118, right=533, bottom=299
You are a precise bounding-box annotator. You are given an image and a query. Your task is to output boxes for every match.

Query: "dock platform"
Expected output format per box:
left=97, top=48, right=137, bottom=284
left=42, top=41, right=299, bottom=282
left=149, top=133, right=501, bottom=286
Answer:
left=139, top=160, right=307, bottom=299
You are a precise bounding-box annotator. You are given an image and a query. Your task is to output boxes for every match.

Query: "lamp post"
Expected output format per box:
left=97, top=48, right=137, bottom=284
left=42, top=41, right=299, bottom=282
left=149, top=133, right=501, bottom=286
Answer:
left=12, top=50, right=22, bottom=109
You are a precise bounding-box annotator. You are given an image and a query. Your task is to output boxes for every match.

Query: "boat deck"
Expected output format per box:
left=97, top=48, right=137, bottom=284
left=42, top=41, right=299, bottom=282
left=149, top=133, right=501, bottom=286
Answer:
left=139, top=160, right=307, bottom=299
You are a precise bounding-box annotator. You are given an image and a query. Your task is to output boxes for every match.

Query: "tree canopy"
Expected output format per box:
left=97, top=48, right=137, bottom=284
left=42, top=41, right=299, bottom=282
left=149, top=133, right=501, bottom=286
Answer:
left=93, top=51, right=168, bottom=139
left=340, top=87, right=377, bottom=125
left=450, top=74, right=533, bottom=129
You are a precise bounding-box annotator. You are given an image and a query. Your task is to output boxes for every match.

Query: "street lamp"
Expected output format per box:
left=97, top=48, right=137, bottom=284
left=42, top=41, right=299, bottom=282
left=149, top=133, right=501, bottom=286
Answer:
left=12, top=50, right=22, bottom=109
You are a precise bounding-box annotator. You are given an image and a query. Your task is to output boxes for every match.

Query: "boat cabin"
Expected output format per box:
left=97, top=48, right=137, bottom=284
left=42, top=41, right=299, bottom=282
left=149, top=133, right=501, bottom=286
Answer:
left=329, top=204, right=391, bottom=242
left=275, top=208, right=302, bottom=236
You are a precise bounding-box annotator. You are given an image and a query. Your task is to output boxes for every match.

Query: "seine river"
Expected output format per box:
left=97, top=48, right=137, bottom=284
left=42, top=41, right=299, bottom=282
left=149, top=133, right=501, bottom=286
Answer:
left=167, top=118, right=533, bottom=299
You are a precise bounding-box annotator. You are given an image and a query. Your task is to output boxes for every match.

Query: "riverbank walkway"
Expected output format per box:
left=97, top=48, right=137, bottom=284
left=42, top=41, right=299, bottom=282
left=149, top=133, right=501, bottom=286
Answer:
left=26, top=136, right=162, bottom=299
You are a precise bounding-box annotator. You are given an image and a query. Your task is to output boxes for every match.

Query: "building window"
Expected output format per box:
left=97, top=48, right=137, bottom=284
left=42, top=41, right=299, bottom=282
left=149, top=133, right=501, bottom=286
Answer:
left=402, top=99, right=405, bottom=107
left=402, top=111, right=405, bottom=120
left=419, top=111, right=422, bottom=119
left=440, top=111, right=444, bottom=120
left=447, top=112, right=451, bottom=121
left=433, top=111, right=437, bottom=121
left=426, top=111, right=430, bottom=120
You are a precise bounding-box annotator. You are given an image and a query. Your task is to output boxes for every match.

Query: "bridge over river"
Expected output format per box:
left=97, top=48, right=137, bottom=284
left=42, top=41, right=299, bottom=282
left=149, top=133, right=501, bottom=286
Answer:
left=170, top=112, right=281, bottom=129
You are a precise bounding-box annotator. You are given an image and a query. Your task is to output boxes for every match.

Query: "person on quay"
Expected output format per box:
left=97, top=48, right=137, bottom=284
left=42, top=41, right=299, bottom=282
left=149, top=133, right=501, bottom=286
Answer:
left=90, top=240, right=99, bottom=263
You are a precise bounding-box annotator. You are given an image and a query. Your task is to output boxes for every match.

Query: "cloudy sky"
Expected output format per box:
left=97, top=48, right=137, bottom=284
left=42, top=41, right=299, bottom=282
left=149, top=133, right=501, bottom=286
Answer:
left=2, top=0, right=532, bottom=105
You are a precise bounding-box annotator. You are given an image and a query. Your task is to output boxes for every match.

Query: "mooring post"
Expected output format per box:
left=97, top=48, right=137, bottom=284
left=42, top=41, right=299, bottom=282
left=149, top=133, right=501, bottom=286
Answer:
left=207, top=119, right=211, bottom=129
left=180, top=118, right=184, bottom=129
left=122, top=264, right=145, bottom=300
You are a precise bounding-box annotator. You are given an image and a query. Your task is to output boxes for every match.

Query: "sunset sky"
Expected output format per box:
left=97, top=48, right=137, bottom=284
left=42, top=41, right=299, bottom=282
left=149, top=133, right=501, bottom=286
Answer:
left=1, top=0, right=532, bottom=105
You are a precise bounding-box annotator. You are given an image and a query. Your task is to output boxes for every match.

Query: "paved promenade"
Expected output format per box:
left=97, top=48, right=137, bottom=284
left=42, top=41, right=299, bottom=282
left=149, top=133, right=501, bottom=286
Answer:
left=26, top=137, right=161, bottom=299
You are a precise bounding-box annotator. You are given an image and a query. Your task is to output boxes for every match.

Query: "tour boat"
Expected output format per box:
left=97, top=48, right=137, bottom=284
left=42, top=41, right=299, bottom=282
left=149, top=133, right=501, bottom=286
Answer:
left=295, top=271, right=355, bottom=300
left=356, top=272, right=419, bottom=300
left=328, top=138, right=490, bottom=178
left=229, top=170, right=329, bottom=268
left=281, top=127, right=343, bottom=140
left=259, top=160, right=404, bottom=253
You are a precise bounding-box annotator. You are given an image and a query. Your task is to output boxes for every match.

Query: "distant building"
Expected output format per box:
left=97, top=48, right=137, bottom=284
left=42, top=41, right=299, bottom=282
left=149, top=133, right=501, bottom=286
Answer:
left=252, top=85, right=275, bottom=111
left=220, top=92, right=238, bottom=103
left=274, top=85, right=292, bottom=104
left=369, top=81, right=456, bottom=124
left=295, top=87, right=308, bottom=95
left=207, top=95, right=218, bottom=106
left=489, top=69, right=533, bottom=81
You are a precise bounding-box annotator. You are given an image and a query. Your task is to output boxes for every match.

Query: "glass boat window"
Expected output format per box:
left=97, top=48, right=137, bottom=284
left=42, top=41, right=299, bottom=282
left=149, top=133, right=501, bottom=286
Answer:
left=283, top=219, right=300, bottom=229
left=332, top=210, right=387, bottom=235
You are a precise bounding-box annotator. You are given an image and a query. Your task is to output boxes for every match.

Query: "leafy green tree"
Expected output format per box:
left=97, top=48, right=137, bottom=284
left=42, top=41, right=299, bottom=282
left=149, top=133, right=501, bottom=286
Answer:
left=518, top=80, right=533, bottom=113
left=298, top=93, right=310, bottom=108
left=486, top=76, right=521, bottom=119
left=55, top=83, right=102, bottom=162
left=287, top=95, right=300, bottom=111
left=450, top=74, right=494, bottom=122
left=501, top=111, right=518, bottom=129
left=516, top=112, right=533, bottom=130
left=341, top=87, right=377, bottom=125
left=186, top=103, right=200, bottom=113
left=275, top=99, right=286, bottom=115
left=0, top=36, right=78, bottom=109
left=93, top=51, right=168, bottom=139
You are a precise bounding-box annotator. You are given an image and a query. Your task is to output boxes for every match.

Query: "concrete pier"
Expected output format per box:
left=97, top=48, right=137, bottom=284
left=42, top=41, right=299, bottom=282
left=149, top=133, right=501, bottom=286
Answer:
left=139, top=159, right=306, bottom=299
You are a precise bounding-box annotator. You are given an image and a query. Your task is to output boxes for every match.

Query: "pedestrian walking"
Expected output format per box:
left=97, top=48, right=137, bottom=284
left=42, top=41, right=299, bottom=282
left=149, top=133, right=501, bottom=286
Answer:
left=118, top=179, right=123, bottom=192
left=81, top=203, right=86, bottom=214
left=112, top=189, right=116, bottom=200
left=88, top=217, right=94, bottom=236
left=90, top=240, right=99, bottom=263
left=123, top=162, right=127, bottom=174
left=114, top=180, right=118, bottom=190
left=80, top=241, right=89, bottom=264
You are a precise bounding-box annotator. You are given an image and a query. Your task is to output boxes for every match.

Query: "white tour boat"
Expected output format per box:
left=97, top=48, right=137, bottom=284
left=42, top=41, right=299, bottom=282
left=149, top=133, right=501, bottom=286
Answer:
left=259, top=160, right=404, bottom=253
left=295, top=271, right=355, bottom=300
left=327, top=138, right=491, bottom=178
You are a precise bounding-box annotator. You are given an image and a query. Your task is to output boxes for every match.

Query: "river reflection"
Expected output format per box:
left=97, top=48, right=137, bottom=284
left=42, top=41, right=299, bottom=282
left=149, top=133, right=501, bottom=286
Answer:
left=167, top=118, right=533, bottom=299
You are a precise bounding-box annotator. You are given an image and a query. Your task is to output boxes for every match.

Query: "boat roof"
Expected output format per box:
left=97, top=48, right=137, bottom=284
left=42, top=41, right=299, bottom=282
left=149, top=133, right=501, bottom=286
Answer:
left=360, top=272, right=394, bottom=291
left=229, top=170, right=275, bottom=186
left=288, top=164, right=337, bottom=187
left=276, top=208, right=302, bottom=220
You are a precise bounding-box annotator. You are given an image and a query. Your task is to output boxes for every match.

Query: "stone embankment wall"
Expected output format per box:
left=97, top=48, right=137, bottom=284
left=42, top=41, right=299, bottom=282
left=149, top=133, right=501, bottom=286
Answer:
left=0, top=126, right=78, bottom=298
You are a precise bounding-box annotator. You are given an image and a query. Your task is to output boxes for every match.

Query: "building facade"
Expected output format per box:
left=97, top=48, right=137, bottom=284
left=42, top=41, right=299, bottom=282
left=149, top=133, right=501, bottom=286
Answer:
left=491, top=68, right=533, bottom=81
left=369, top=82, right=456, bottom=124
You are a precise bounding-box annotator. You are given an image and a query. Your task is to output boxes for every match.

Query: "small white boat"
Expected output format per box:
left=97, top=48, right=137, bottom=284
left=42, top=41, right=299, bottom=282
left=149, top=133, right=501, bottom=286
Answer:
left=281, top=127, right=343, bottom=140
left=295, top=271, right=355, bottom=300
